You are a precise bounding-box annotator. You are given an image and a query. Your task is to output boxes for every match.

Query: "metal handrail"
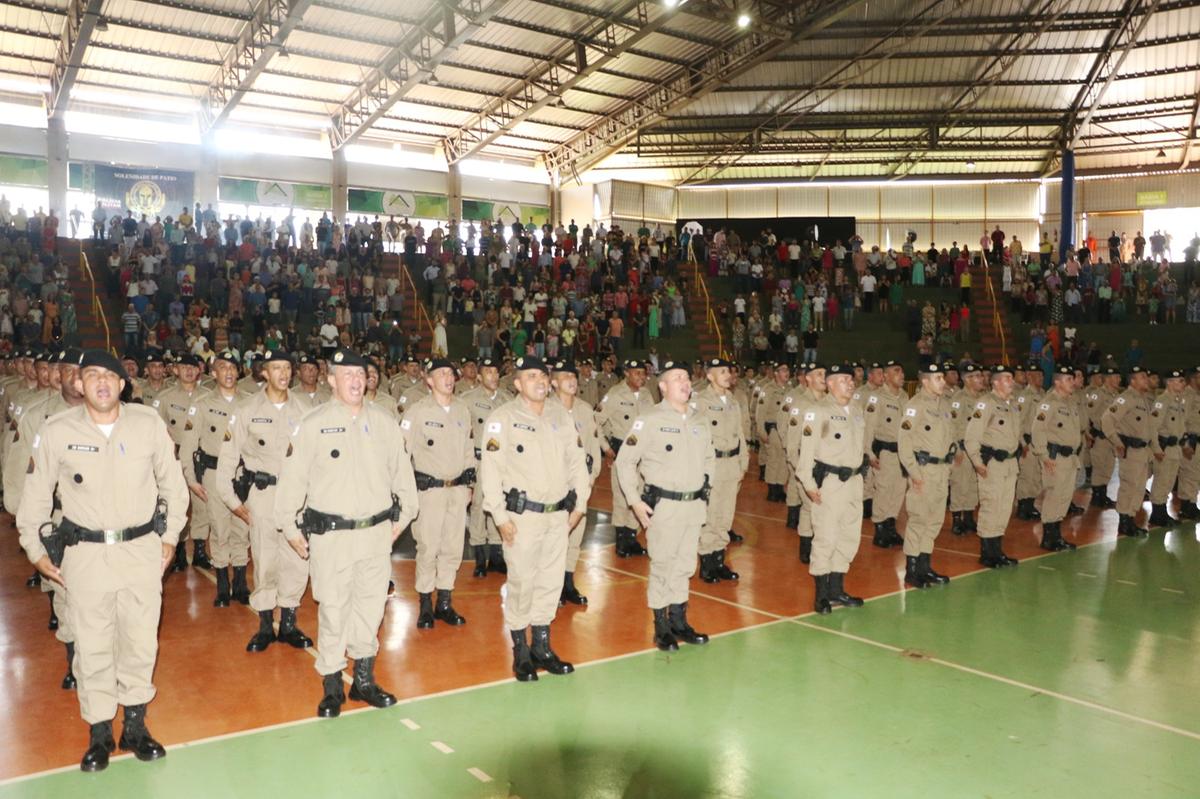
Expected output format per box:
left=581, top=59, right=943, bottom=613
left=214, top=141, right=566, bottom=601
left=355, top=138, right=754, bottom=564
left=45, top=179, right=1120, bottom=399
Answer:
left=981, top=258, right=1009, bottom=364
left=686, top=238, right=725, bottom=358
left=397, top=254, right=437, bottom=342
left=79, top=248, right=113, bottom=354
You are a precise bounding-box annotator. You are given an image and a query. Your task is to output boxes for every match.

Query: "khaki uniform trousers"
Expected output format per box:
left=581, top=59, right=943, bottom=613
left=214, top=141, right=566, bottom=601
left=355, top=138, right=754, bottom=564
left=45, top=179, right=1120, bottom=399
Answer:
left=646, top=498, right=707, bottom=608
left=180, top=488, right=209, bottom=543
left=1016, top=448, right=1043, bottom=501
left=247, top=485, right=309, bottom=612
left=699, top=461, right=741, bottom=555
left=1040, top=455, right=1078, bottom=523
left=949, top=455, right=980, bottom=512
left=502, top=511, right=569, bottom=629
left=40, top=510, right=74, bottom=644
left=810, top=475, right=863, bottom=576
left=203, top=469, right=248, bottom=568
left=976, top=459, right=1017, bottom=538
left=468, top=470, right=501, bottom=547
left=902, top=464, right=950, bottom=557
left=63, top=534, right=163, bottom=725
left=870, top=451, right=906, bottom=523
left=412, top=486, right=469, bottom=593
left=565, top=506, right=587, bottom=572
left=308, top=523, right=391, bottom=676
left=863, top=460, right=876, bottom=505
left=1149, top=449, right=1183, bottom=504
left=1090, top=438, right=1117, bottom=488
left=610, top=466, right=638, bottom=529
left=1115, top=450, right=1152, bottom=515
left=764, top=429, right=788, bottom=485
left=1179, top=451, right=1200, bottom=505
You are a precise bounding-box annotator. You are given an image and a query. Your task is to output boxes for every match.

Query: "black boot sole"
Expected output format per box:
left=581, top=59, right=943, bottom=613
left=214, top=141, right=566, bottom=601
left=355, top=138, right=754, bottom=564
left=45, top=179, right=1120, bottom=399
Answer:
left=349, top=686, right=397, bottom=707
left=434, top=612, right=466, bottom=626
left=278, top=632, right=313, bottom=649
left=246, top=633, right=276, bottom=652
left=118, top=738, right=166, bottom=762
left=654, top=636, right=679, bottom=652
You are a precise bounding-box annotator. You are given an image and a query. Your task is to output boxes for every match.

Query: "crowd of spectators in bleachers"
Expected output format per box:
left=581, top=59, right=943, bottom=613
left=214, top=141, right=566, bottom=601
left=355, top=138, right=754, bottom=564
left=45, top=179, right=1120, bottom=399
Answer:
left=0, top=195, right=79, bottom=354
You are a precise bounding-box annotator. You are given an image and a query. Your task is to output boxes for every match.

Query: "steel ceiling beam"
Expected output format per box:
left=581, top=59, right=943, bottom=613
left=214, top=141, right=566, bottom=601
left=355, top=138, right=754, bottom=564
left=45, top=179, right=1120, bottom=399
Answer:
left=328, top=0, right=511, bottom=151
left=768, top=32, right=1200, bottom=61
left=198, top=0, right=319, bottom=134
left=442, top=0, right=684, bottom=165
left=542, top=0, right=869, bottom=181
left=1179, top=83, right=1200, bottom=168
left=48, top=0, right=104, bottom=118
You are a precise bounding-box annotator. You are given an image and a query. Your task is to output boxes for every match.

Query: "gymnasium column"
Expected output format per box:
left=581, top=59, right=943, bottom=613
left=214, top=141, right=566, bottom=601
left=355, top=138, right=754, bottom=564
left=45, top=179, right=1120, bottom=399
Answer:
left=332, top=147, right=348, bottom=221
left=1058, top=149, right=1075, bottom=263
left=447, top=161, right=461, bottom=223
left=196, top=133, right=220, bottom=209
left=47, top=115, right=68, bottom=217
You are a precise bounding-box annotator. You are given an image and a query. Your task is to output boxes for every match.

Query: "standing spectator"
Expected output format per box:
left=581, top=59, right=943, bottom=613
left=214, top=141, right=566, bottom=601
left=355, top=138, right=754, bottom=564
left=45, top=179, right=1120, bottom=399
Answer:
left=860, top=271, right=877, bottom=312
left=801, top=324, right=819, bottom=364
left=121, top=303, right=141, bottom=353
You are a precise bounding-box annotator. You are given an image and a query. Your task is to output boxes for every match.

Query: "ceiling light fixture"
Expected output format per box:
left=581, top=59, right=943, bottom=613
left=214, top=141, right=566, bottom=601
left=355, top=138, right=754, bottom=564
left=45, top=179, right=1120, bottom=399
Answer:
left=736, top=11, right=751, bottom=27
left=94, top=16, right=108, bottom=31
left=966, top=160, right=976, bottom=170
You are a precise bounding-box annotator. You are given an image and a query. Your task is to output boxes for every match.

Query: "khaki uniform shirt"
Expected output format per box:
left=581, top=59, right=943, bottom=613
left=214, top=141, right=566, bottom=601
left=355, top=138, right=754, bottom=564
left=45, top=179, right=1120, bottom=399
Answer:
left=577, top=375, right=600, bottom=408
left=964, top=390, right=1021, bottom=466
left=294, top=385, right=332, bottom=411
left=798, top=396, right=866, bottom=493
left=692, top=386, right=750, bottom=474
left=614, top=401, right=714, bottom=502
left=1030, top=390, right=1083, bottom=458
left=396, top=382, right=430, bottom=417
left=3, top=393, right=73, bottom=513
left=550, top=394, right=603, bottom=483
left=755, top=382, right=787, bottom=442
left=461, top=386, right=509, bottom=461
left=862, top=384, right=908, bottom=453
left=898, top=390, right=956, bottom=474
left=400, top=393, right=474, bottom=480
left=153, top=383, right=208, bottom=448
left=179, top=388, right=248, bottom=485
left=1100, top=388, right=1155, bottom=448
left=16, top=404, right=189, bottom=562
left=597, top=382, right=657, bottom=448
left=948, top=388, right=984, bottom=448
left=1151, top=391, right=1187, bottom=455
left=214, top=391, right=308, bottom=510
left=275, top=401, right=419, bottom=541
left=479, top=399, right=591, bottom=529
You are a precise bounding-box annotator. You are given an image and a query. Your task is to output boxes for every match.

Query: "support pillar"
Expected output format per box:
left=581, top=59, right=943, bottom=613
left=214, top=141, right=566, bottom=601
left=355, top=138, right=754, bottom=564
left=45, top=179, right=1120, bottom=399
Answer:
left=447, top=161, right=461, bottom=225
left=332, top=147, right=348, bottom=221
left=196, top=134, right=220, bottom=212
left=1059, top=149, right=1075, bottom=263
left=47, top=115, right=68, bottom=218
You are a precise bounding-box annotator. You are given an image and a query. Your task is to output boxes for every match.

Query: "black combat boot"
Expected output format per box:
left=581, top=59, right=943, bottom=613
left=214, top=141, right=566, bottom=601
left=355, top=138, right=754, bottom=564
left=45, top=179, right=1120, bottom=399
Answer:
left=616, top=527, right=646, bottom=557
left=80, top=721, right=115, bottom=772
left=560, top=571, right=587, bottom=605
left=828, top=573, right=864, bottom=607
left=904, top=556, right=930, bottom=589
left=349, top=657, right=397, bottom=708
left=171, top=540, right=188, bottom=572
left=434, top=589, right=466, bottom=625
left=246, top=609, right=275, bottom=652
left=416, top=592, right=435, bottom=629
left=62, top=642, right=76, bottom=690
left=1181, top=500, right=1200, bottom=520
left=1090, top=486, right=1115, bottom=508
left=698, top=552, right=721, bottom=584
left=979, top=537, right=1005, bottom=568
left=1148, top=504, right=1172, bottom=527
left=1040, top=521, right=1070, bottom=551
left=231, top=566, right=250, bottom=605
left=951, top=511, right=968, bottom=536
left=863, top=498, right=873, bottom=520
left=472, top=545, right=487, bottom=577
left=510, top=629, right=538, bottom=681
left=118, top=704, right=166, bottom=762
left=714, top=550, right=739, bottom=581
left=799, top=536, right=812, bottom=564
left=1118, top=514, right=1148, bottom=538
left=487, top=543, right=508, bottom=574
left=191, top=539, right=213, bottom=570
left=813, top=574, right=832, bottom=614
left=213, top=567, right=231, bottom=608
left=727, top=528, right=744, bottom=543
left=1016, top=498, right=1041, bottom=521
left=758, top=464, right=766, bottom=481
left=965, top=510, right=979, bottom=533
left=883, top=518, right=905, bottom=547
left=1068, top=501, right=1085, bottom=515
left=668, top=602, right=709, bottom=645
left=995, top=537, right=1019, bottom=566
left=317, top=673, right=345, bottom=718
left=530, top=625, right=574, bottom=674
left=786, top=505, right=800, bottom=529
left=873, top=520, right=893, bottom=548
left=48, top=592, right=58, bottom=631
left=278, top=607, right=313, bottom=648
left=652, top=608, right=678, bottom=652
left=919, top=553, right=950, bottom=584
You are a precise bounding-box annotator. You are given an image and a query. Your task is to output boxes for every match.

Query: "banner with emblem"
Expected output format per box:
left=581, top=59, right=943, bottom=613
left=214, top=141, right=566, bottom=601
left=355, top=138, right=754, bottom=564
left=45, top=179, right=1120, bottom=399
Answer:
left=90, top=164, right=195, bottom=216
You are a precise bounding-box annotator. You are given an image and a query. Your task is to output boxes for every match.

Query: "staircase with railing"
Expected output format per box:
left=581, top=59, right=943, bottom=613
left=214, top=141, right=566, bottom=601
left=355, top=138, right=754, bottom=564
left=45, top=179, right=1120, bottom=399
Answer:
left=59, top=238, right=113, bottom=353
left=969, top=256, right=1011, bottom=365
left=380, top=252, right=435, bottom=359
left=681, top=241, right=725, bottom=361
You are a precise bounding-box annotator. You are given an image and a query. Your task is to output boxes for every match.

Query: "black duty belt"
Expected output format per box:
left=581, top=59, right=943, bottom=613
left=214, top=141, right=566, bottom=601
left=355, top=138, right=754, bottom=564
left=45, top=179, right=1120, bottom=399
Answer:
left=195, top=450, right=219, bottom=470
left=715, top=444, right=741, bottom=458
left=246, top=469, right=277, bottom=488
left=871, top=439, right=898, bottom=455
left=1158, top=435, right=1181, bottom=448
left=1119, top=435, right=1149, bottom=449
left=644, top=483, right=707, bottom=502
left=301, top=506, right=394, bottom=534
left=1089, top=424, right=1107, bottom=441
left=474, top=447, right=482, bottom=460
left=1047, top=443, right=1082, bottom=459
left=914, top=449, right=955, bottom=466
left=607, top=436, right=623, bottom=454
left=414, top=468, right=476, bottom=491
left=812, top=458, right=869, bottom=488
left=980, top=445, right=1020, bottom=464
left=505, top=488, right=577, bottom=514
left=59, top=517, right=156, bottom=545
left=764, top=421, right=777, bottom=434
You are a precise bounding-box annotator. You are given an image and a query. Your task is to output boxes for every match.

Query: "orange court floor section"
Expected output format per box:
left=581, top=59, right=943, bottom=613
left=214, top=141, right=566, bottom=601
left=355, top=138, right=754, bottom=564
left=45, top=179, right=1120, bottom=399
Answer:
left=0, top=456, right=1117, bottom=779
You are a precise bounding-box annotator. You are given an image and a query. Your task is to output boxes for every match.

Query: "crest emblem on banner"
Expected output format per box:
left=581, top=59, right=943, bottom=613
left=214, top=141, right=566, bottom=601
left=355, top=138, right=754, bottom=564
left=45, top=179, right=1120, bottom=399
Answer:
left=126, top=180, right=166, bottom=215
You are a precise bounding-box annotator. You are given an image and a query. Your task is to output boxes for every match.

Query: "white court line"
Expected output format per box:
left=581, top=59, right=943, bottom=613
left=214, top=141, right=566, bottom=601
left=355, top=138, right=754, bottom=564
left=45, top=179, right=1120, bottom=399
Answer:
left=467, top=767, right=493, bottom=783
left=1115, top=579, right=1137, bottom=586
left=1076, top=572, right=1098, bottom=578
left=430, top=741, right=454, bottom=754
left=400, top=718, right=421, bottom=731
left=1162, top=587, right=1185, bottom=595
left=788, top=616, right=1200, bottom=743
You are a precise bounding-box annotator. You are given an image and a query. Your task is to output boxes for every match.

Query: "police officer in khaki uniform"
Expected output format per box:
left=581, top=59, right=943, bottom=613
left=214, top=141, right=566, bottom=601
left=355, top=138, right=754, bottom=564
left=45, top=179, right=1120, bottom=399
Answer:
left=454, top=356, right=479, bottom=396
left=853, top=362, right=885, bottom=520
left=17, top=350, right=189, bottom=772
left=461, top=358, right=509, bottom=576
left=798, top=363, right=867, bottom=614
left=388, top=355, right=423, bottom=398
left=275, top=348, right=420, bottom=718
left=595, top=357, right=620, bottom=399
left=294, top=353, right=332, bottom=409
left=1014, top=363, right=1046, bottom=521
left=5, top=348, right=85, bottom=688
left=948, top=363, right=985, bottom=535
left=215, top=349, right=314, bottom=651
left=1031, top=365, right=1084, bottom=551
left=365, top=358, right=399, bottom=419
left=1178, top=366, right=1200, bottom=520
left=400, top=358, right=475, bottom=629
left=237, top=353, right=265, bottom=395
left=153, top=353, right=211, bottom=571
left=898, top=362, right=955, bottom=588
left=783, top=364, right=825, bottom=562
left=480, top=355, right=590, bottom=682
left=616, top=361, right=714, bottom=652
left=134, top=351, right=169, bottom=405
left=179, top=350, right=251, bottom=607
left=964, top=364, right=1022, bottom=566
left=597, top=360, right=656, bottom=557
left=693, top=358, right=749, bottom=584
left=864, top=361, right=908, bottom=548
left=395, top=363, right=431, bottom=417
left=577, top=359, right=601, bottom=408
left=1100, top=365, right=1155, bottom=537
left=756, top=363, right=790, bottom=502
left=549, top=360, right=602, bottom=605
left=1085, top=366, right=1122, bottom=508
left=1148, top=369, right=1188, bottom=527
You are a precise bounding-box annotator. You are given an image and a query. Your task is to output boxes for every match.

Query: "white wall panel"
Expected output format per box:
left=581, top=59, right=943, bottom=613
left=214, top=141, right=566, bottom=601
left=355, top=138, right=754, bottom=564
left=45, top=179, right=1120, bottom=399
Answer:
left=612, top=179, right=644, bottom=218
left=880, top=185, right=931, bottom=219
left=459, top=174, right=547, bottom=205
left=560, top=183, right=593, bottom=226
left=777, top=186, right=827, bottom=216
left=728, top=188, right=777, bottom=217
left=855, top=223, right=881, bottom=250
left=678, top=189, right=726, bottom=219
left=0, top=124, right=48, bottom=157
left=829, top=185, right=879, bottom=219
left=931, top=222, right=982, bottom=249
left=932, top=184, right=984, bottom=219
left=642, top=184, right=677, bottom=221
left=984, top=183, right=1038, bottom=218
left=594, top=181, right=613, bottom=218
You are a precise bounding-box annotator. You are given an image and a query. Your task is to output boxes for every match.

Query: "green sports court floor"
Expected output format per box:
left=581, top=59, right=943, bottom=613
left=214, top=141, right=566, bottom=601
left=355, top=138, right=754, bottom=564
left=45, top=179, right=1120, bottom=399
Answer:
left=3, top=528, right=1196, bottom=799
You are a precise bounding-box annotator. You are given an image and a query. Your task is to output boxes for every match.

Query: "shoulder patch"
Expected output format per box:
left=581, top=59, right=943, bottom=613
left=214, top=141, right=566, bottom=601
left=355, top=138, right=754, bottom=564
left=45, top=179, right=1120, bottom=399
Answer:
left=487, top=421, right=502, bottom=433
left=976, top=401, right=987, bottom=410
left=625, top=435, right=638, bottom=446
left=486, top=438, right=499, bottom=452
left=901, top=420, right=912, bottom=430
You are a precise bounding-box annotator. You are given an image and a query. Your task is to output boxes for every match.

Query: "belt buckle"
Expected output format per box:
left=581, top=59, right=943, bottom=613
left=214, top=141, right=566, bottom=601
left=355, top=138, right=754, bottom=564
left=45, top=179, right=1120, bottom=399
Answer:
left=103, top=529, right=119, bottom=545
left=354, top=518, right=371, bottom=530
